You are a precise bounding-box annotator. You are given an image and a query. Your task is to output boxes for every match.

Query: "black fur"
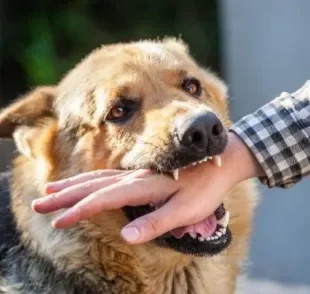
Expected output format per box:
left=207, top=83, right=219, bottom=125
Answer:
left=0, top=172, right=110, bottom=294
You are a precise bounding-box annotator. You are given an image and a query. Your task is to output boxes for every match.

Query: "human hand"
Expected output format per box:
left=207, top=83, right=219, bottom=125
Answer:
left=32, top=132, right=263, bottom=244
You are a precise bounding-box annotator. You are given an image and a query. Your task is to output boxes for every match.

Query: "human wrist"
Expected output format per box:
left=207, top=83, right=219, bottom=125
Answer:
left=223, top=131, right=265, bottom=184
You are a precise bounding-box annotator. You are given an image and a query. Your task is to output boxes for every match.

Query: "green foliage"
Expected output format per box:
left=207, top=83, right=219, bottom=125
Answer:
left=1, top=0, right=220, bottom=99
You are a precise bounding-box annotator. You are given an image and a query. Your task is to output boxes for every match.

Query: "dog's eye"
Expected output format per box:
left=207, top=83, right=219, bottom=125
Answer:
left=106, top=99, right=139, bottom=123
left=182, top=78, right=202, bottom=97
left=108, top=106, right=128, bottom=120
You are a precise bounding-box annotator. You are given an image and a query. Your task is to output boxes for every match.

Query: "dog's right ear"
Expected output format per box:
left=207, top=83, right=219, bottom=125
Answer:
left=0, top=86, right=56, bottom=157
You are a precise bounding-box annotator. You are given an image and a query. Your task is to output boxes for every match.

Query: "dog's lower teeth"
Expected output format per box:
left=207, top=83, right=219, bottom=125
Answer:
left=220, top=228, right=226, bottom=234
left=189, top=232, right=197, bottom=239
left=185, top=212, right=229, bottom=243
left=216, top=211, right=230, bottom=228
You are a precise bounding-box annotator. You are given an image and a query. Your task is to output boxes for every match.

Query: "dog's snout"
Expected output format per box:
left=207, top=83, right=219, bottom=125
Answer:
left=174, top=112, right=226, bottom=155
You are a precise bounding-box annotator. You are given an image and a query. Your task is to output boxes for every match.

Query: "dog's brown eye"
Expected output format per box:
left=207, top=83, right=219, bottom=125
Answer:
left=106, top=99, right=140, bottom=123
left=182, top=78, right=202, bottom=97
left=107, top=106, right=128, bottom=120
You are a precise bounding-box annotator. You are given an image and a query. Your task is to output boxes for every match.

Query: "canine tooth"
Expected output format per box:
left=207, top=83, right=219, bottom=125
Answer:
left=214, top=155, right=222, bottom=167
left=173, top=169, right=179, bottom=181
left=189, top=232, right=197, bottom=239
left=216, top=231, right=222, bottom=237
left=198, top=236, right=204, bottom=242
left=220, top=228, right=226, bottom=235
left=217, top=211, right=230, bottom=228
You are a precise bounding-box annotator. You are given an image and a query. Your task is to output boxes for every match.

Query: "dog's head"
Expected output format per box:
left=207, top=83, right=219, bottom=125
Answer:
left=0, top=38, right=232, bottom=256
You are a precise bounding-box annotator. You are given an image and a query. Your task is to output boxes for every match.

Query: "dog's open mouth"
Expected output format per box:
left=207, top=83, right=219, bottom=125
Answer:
left=123, top=155, right=232, bottom=256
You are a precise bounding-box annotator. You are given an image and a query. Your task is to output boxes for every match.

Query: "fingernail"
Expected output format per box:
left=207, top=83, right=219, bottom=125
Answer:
left=32, top=198, right=45, bottom=208
left=51, top=220, right=59, bottom=228
left=32, top=199, right=41, bottom=206
left=32, top=195, right=52, bottom=206
left=121, top=227, right=140, bottom=242
left=31, top=200, right=39, bottom=211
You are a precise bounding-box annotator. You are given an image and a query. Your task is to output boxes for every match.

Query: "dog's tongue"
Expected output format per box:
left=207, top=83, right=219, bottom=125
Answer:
left=170, top=214, right=217, bottom=239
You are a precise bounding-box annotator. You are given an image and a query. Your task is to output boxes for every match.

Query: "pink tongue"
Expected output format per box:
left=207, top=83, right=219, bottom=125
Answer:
left=170, top=214, right=217, bottom=239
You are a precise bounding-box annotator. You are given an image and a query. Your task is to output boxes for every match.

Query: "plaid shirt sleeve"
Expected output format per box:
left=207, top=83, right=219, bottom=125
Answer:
left=231, top=80, right=310, bottom=188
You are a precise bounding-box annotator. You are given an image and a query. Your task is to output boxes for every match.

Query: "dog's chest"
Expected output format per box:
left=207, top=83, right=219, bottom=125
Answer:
left=140, top=260, right=237, bottom=294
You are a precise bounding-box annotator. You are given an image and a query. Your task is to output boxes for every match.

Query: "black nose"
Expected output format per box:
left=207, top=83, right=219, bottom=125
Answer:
left=174, top=111, right=226, bottom=155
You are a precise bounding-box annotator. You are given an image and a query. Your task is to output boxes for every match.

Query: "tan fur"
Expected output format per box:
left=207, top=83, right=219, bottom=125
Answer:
left=0, top=38, right=258, bottom=293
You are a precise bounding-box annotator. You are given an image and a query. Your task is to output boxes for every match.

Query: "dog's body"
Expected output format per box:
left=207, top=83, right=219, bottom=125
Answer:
left=0, top=39, right=257, bottom=294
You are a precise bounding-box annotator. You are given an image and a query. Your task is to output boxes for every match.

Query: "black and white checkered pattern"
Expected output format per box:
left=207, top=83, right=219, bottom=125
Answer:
left=231, top=80, right=310, bottom=188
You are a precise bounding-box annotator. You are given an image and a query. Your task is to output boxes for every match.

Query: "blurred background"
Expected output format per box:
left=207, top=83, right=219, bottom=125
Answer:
left=1, top=0, right=310, bottom=293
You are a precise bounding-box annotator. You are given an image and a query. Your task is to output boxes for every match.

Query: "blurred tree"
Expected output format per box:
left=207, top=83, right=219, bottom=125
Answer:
left=0, top=0, right=220, bottom=106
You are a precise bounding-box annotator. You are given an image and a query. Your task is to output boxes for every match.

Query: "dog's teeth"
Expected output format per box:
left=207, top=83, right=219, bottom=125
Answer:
left=192, top=162, right=197, bottom=166
left=220, top=228, right=226, bottom=235
left=198, top=236, right=205, bottom=242
left=173, top=169, right=179, bottom=181
left=203, top=158, right=208, bottom=162
left=217, top=211, right=230, bottom=228
left=189, top=232, right=197, bottom=239
left=149, top=203, right=155, bottom=207
left=206, top=236, right=211, bottom=241
left=216, top=231, right=222, bottom=237
left=219, top=228, right=224, bottom=233
left=214, top=155, right=222, bottom=167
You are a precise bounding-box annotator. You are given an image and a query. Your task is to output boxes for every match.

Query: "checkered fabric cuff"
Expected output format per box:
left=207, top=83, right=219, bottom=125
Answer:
left=231, top=80, right=310, bottom=188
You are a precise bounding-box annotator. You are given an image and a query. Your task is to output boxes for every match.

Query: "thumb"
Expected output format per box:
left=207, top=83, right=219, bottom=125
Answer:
left=120, top=198, right=187, bottom=244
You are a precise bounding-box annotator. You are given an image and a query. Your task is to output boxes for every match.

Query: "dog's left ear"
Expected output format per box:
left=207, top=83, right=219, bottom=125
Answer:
left=0, top=86, right=56, bottom=157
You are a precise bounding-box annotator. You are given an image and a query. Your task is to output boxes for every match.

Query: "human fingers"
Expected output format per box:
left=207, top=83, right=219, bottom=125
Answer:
left=51, top=174, right=179, bottom=229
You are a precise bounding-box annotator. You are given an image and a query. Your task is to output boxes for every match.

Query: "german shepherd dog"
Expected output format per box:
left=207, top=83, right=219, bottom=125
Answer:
left=0, top=38, right=257, bottom=293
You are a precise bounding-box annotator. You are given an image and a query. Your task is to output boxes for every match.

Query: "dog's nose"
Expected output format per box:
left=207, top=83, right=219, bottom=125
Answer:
left=174, top=111, right=226, bottom=155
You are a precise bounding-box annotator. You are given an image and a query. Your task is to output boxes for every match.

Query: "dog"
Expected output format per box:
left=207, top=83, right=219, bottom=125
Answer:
left=0, top=38, right=257, bottom=294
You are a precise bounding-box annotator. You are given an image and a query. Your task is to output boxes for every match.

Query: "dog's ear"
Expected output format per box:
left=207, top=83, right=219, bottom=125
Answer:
left=0, top=86, right=56, bottom=157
